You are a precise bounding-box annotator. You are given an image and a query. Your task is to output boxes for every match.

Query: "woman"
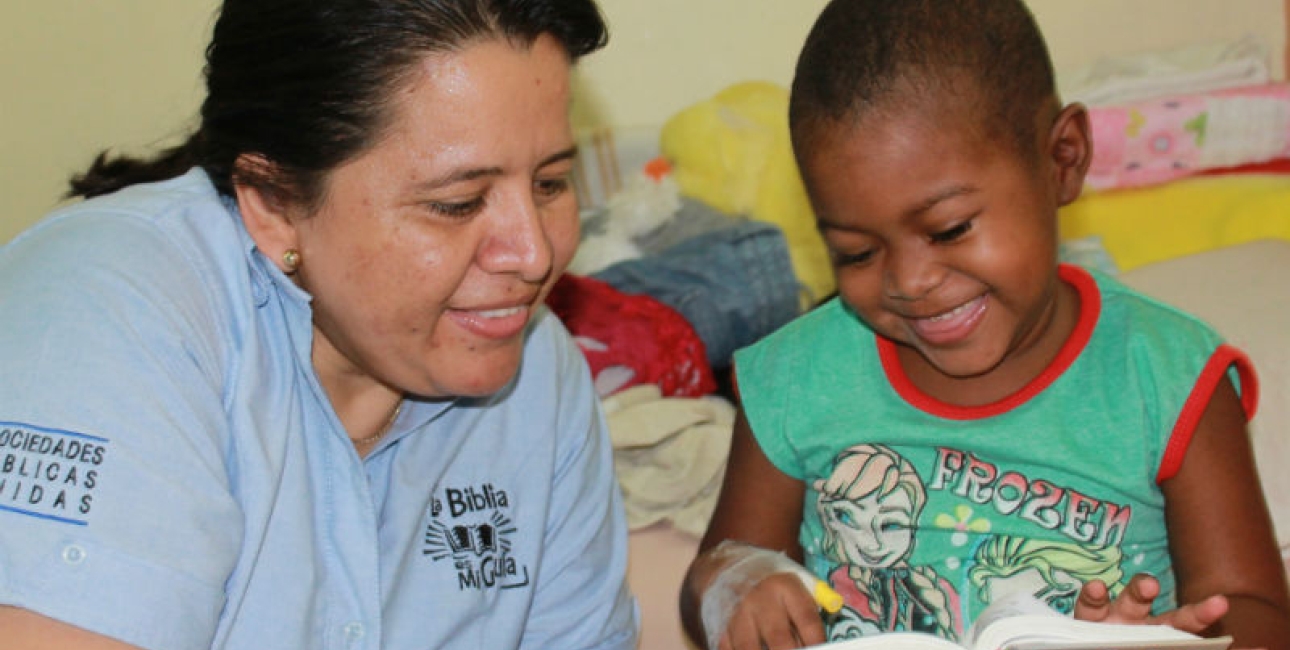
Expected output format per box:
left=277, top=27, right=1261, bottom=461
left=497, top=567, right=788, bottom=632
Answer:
left=0, top=1, right=638, bottom=649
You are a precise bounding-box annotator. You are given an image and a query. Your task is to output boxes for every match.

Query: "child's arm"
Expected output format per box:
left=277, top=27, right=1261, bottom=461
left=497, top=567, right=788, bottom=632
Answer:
left=680, top=410, right=824, bottom=650
left=1161, top=375, right=1290, bottom=648
left=1082, top=376, right=1290, bottom=647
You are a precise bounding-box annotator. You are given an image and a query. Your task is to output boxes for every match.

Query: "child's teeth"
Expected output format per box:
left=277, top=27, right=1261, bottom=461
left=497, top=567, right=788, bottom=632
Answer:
left=929, top=303, right=970, bottom=322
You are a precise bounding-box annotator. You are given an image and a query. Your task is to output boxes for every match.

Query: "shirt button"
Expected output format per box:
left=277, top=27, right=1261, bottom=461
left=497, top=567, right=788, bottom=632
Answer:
left=62, top=544, right=86, bottom=565
left=343, top=621, right=365, bottom=645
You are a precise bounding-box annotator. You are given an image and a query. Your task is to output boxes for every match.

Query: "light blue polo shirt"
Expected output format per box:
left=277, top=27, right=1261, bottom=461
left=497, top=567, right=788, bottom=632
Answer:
left=0, top=170, right=638, bottom=650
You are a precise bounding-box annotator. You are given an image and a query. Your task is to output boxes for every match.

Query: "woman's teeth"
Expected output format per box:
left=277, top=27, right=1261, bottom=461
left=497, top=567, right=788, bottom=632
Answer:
left=476, top=306, right=523, bottom=319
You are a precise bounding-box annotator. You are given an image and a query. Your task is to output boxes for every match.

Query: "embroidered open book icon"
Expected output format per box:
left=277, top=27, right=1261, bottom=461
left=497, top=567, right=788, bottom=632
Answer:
left=447, top=524, right=497, bottom=556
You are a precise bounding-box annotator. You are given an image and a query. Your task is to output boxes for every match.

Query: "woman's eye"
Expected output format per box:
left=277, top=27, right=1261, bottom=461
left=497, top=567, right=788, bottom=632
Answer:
left=930, top=220, right=973, bottom=244
left=427, top=198, right=484, bottom=219
left=534, top=176, right=571, bottom=201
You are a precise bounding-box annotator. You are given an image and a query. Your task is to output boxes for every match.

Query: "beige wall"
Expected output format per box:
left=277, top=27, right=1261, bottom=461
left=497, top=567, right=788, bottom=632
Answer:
left=581, top=0, right=1286, bottom=127
left=1, top=2, right=219, bottom=243
left=3, top=0, right=1284, bottom=243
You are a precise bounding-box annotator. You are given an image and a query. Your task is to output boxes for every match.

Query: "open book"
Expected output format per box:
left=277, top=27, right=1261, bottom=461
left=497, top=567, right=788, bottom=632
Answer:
left=806, top=592, right=1232, bottom=650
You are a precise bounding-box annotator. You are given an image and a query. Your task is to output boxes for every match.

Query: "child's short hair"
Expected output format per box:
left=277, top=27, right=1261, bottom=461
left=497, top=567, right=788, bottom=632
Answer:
left=789, top=0, right=1057, bottom=158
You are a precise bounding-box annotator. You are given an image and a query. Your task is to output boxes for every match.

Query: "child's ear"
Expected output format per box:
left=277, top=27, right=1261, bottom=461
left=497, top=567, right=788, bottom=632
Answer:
left=1047, top=103, right=1093, bottom=206
left=232, top=154, right=302, bottom=275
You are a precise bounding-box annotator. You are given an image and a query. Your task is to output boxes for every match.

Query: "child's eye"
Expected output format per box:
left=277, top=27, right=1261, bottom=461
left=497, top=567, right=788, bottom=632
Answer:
left=929, top=220, right=973, bottom=244
left=831, top=248, right=876, bottom=267
left=427, top=198, right=485, bottom=219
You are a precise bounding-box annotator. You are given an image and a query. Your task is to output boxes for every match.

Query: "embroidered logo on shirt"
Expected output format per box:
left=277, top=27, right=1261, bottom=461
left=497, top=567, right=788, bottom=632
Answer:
left=0, top=422, right=108, bottom=526
left=422, top=482, right=531, bottom=591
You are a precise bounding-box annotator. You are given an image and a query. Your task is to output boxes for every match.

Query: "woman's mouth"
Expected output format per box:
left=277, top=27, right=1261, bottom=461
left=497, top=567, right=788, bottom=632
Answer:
left=475, top=306, right=524, bottom=319
left=447, top=304, right=531, bottom=339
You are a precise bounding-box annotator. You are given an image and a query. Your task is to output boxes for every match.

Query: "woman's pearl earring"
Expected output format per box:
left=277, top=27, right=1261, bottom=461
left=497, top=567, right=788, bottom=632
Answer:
left=282, top=249, right=301, bottom=273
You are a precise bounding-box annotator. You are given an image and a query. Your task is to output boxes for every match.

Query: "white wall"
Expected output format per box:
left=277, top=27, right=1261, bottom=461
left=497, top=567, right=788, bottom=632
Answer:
left=3, top=0, right=1284, bottom=242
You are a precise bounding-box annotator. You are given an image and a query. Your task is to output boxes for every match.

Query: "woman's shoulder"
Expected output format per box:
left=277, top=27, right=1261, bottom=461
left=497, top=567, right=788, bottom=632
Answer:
left=0, top=170, right=265, bottom=372
left=5, top=170, right=240, bottom=278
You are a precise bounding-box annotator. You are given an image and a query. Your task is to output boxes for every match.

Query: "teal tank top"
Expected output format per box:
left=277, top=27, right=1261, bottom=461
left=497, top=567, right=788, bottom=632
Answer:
left=734, top=265, right=1256, bottom=640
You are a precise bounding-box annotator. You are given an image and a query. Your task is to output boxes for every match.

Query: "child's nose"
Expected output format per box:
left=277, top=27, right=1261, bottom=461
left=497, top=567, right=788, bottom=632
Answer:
left=883, top=247, right=942, bottom=301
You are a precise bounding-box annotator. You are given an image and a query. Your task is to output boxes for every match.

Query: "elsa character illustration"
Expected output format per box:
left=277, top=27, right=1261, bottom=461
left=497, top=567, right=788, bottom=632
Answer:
left=969, top=535, right=1126, bottom=614
left=816, top=444, right=961, bottom=639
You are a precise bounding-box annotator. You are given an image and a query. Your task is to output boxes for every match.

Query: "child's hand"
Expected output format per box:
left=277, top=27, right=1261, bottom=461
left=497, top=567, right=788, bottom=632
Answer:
left=699, top=541, right=842, bottom=650
left=1073, top=574, right=1228, bottom=632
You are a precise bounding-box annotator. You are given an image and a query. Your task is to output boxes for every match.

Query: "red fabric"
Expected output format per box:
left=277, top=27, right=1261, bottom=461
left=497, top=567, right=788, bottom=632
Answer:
left=1201, top=157, right=1290, bottom=177
left=1156, top=344, right=1258, bottom=484
left=546, top=274, right=716, bottom=398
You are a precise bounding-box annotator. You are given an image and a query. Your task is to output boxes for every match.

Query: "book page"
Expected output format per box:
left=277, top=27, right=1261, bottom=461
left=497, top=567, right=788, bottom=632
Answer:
left=967, top=591, right=1063, bottom=641
left=805, top=593, right=1230, bottom=650
left=801, top=631, right=964, bottom=650
left=969, top=593, right=1231, bottom=650
left=1002, top=637, right=1232, bottom=650
left=975, top=614, right=1231, bottom=650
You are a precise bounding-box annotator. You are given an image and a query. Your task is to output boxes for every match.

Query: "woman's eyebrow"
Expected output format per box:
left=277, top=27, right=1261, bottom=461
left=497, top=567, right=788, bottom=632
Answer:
left=415, top=146, right=579, bottom=191
left=416, top=166, right=505, bottom=191
left=540, top=146, right=579, bottom=168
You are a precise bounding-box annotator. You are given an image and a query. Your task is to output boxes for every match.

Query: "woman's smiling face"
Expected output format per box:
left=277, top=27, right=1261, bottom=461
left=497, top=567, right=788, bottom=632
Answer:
left=289, top=34, right=580, bottom=400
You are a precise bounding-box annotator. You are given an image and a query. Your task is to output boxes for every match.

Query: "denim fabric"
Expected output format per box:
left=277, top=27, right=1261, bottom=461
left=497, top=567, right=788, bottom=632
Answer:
left=593, top=220, right=801, bottom=370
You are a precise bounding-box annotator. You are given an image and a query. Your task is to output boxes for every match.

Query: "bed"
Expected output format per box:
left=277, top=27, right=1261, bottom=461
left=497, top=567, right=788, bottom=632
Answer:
left=557, top=37, right=1290, bottom=650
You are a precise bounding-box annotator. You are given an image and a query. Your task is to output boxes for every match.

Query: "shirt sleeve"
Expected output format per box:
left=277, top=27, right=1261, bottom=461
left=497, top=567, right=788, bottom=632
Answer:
left=517, top=316, right=639, bottom=650
left=0, top=213, right=242, bottom=650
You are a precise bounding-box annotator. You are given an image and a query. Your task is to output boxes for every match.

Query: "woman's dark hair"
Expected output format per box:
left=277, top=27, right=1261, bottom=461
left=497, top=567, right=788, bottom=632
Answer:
left=68, top=0, right=608, bottom=207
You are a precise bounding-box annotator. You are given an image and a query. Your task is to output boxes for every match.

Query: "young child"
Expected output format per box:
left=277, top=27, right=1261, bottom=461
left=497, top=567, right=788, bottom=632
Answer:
left=679, top=1, right=1290, bottom=648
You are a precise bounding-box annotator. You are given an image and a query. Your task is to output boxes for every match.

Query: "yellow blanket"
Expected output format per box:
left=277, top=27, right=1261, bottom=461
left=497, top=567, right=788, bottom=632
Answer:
left=1061, top=174, right=1290, bottom=271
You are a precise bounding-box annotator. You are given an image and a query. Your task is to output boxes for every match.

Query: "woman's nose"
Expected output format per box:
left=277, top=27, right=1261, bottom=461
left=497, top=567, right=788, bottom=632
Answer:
left=477, top=194, right=554, bottom=283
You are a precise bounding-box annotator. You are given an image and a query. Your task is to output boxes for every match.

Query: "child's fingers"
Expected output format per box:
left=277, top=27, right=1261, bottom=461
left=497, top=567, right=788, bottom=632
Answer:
left=752, top=597, right=802, bottom=650
left=1074, top=575, right=1158, bottom=623
left=1106, top=573, right=1161, bottom=622
left=783, top=581, right=828, bottom=647
left=720, top=574, right=824, bottom=650
left=1073, top=579, right=1113, bottom=621
left=721, top=606, right=763, bottom=650
left=1152, top=594, right=1229, bottom=633
left=1075, top=574, right=1230, bottom=634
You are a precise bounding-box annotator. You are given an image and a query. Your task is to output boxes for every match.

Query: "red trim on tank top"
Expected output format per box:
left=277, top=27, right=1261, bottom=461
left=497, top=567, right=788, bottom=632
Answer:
left=1156, top=345, right=1258, bottom=484
left=877, top=264, right=1099, bottom=420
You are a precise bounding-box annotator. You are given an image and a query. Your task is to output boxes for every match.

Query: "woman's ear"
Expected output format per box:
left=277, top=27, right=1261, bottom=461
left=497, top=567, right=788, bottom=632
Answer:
left=1047, top=102, right=1093, bottom=207
left=232, top=154, right=301, bottom=274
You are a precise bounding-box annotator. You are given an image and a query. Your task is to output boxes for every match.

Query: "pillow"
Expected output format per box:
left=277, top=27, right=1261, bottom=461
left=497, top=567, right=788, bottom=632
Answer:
left=1084, top=83, right=1290, bottom=192
left=1119, top=239, right=1290, bottom=550
left=546, top=274, right=717, bottom=398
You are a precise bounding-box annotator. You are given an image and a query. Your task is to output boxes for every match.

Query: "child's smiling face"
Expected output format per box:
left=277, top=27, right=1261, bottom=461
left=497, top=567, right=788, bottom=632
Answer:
left=800, top=94, right=1088, bottom=399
